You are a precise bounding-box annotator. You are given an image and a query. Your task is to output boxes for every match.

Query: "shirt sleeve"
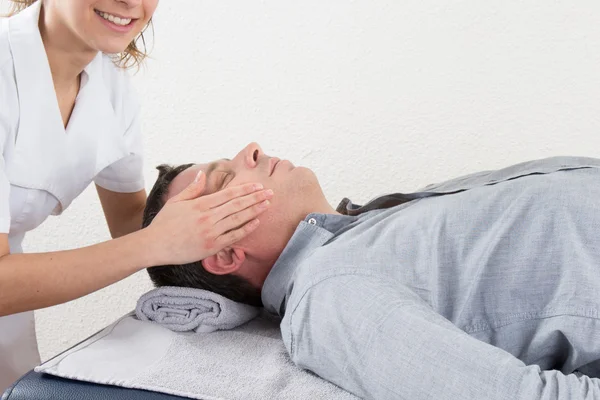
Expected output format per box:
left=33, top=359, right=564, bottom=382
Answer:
left=94, top=110, right=145, bottom=193
left=283, top=274, right=600, bottom=400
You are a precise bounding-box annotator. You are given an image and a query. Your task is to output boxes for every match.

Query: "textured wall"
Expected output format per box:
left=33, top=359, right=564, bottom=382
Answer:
left=18, top=0, right=600, bottom=360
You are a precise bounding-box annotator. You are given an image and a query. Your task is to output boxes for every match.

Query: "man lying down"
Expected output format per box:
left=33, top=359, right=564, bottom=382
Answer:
left=142, top=142, right=600, bottom=400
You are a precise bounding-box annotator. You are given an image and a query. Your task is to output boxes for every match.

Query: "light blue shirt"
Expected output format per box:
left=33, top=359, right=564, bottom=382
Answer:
left=262, top=156, right=600, bottom=400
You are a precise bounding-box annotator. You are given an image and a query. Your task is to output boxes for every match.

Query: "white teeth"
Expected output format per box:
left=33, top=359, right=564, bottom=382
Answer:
left=95, top=10, right=132, bottom=26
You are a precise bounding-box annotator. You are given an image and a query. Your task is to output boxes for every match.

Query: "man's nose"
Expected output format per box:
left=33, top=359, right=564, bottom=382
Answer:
left=241, top=142, right=263, bottom=168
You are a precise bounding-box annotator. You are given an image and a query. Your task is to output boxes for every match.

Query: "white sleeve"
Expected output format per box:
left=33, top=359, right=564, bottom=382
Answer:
left=94, top=73, right=145, bottom=193
left=93, top=110, right=145, bottom=193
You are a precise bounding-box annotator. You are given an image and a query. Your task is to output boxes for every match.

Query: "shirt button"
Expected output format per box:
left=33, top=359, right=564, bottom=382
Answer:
left=308, top=218, right=317, bottom=225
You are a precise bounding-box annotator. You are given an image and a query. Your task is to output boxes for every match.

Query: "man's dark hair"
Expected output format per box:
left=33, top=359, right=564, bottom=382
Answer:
left=142, top=164, right=263, bottom=307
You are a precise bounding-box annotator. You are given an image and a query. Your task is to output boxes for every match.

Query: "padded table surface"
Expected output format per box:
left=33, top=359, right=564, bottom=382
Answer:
left=2, top=370, right=192, bottom=400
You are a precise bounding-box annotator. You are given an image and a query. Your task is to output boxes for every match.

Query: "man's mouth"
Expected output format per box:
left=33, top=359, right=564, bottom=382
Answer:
left=94, top=9, right=135, bottom=26
left=269, top=158, right=281, bottom=176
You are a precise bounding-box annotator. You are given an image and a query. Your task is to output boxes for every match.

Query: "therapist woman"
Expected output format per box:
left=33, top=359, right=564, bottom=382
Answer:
left=0, top=0, right=274, bottom=390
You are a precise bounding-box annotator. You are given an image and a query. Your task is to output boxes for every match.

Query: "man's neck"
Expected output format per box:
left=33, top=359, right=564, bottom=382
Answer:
left=305, top=201, right=340, bottom=217
left=245, top=203, right=339, bottom=288
left=39, top=4, right=98, bottom=90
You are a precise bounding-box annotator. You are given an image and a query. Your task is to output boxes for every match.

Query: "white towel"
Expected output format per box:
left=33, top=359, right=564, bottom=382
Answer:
left=35, top=312, right=359, bottom=400
left=135, top=286, right=260, bottom=333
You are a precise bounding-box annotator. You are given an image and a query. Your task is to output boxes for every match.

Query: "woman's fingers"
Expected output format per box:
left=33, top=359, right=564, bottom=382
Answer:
left=202, top=182, right=266, bottom=209
left=215, top=219, right=262, bottom=249
left=209, top=189, right=274, bottom=223
left=146, top=176, right=273, bottom=265
left=213, top=199, right=271, bottom=235
left=167, top=171, right=206, bottom=203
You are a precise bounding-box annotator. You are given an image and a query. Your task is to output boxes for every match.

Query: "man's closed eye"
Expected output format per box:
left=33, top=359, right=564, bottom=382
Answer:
left=218, top=172, right=232, bottom=189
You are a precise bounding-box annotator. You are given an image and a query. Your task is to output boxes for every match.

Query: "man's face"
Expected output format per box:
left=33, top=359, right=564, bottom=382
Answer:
left=166, top=142, right=328, bottom=266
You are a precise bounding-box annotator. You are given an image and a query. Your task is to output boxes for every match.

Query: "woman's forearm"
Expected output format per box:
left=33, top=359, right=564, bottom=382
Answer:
left=109, top=206, right=145, bottom=238
left=0, top=177, right=275, bottom=317
left=0, top=229, right=156, bottom=317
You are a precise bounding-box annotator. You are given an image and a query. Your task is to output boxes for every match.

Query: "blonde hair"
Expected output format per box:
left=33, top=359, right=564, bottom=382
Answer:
left=6, top=0, right=152, bottom=69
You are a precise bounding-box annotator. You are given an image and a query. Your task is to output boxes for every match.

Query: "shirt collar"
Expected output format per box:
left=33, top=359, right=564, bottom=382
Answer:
left=261, top=212, right=357, bottom=316
left=336, top=191, right=445, bottom=216
left=6, top=2, right=127, bottom=210
left=8, top=0, right=66, bottom=151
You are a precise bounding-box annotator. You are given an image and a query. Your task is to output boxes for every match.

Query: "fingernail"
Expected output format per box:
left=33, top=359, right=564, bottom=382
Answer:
left=266, top=189, right=274, bottom=196
left=254, top=183, right=264, bottom=191
left=260, top=200, right=270, bottom=208
left=194, top=171, right=203, bottom=183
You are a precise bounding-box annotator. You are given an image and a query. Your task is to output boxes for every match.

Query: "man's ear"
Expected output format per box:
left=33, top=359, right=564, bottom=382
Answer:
left=202, top=247, right=247, bottom=275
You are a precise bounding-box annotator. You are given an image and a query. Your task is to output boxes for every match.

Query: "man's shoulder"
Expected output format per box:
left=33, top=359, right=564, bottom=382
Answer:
left=290, top=257, right=381, bottom=303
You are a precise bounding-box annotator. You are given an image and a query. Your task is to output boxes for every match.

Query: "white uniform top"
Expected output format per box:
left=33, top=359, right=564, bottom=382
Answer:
left=0, top=1, right=145, bottom=390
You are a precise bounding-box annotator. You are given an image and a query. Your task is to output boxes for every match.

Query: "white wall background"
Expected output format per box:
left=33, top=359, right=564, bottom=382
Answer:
left=5, top=0, right=600, bottom=360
